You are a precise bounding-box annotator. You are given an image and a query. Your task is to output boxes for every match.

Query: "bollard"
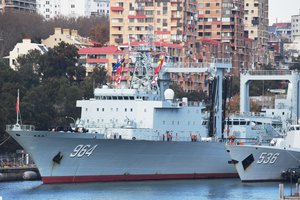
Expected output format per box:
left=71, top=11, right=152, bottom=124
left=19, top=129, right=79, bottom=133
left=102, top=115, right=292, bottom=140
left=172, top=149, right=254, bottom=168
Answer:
left=279, top=183, right=284, bottom=199
left=295, top=183, right=300, bottom=197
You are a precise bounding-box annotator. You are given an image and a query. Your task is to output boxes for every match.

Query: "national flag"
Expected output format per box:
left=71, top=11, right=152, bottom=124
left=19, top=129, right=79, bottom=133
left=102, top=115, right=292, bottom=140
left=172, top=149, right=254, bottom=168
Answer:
left=154, top=56, right=164, bottom=74
left=116, top=58, right=126, bottom=74
left=113, top=58, right=125, bottom=72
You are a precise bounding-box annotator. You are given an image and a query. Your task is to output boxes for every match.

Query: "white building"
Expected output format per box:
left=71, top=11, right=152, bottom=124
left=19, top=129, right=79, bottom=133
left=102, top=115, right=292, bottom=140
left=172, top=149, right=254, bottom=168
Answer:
left=292, top=12, right=300, bottom=41
left=36, top=0, right=110, bottom=20
left=7, top=39, right=48, bottom=70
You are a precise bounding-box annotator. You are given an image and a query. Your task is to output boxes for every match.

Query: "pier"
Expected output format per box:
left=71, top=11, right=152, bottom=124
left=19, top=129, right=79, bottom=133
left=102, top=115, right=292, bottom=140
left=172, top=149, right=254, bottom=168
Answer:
left=280, top=183, right=300, bottom=200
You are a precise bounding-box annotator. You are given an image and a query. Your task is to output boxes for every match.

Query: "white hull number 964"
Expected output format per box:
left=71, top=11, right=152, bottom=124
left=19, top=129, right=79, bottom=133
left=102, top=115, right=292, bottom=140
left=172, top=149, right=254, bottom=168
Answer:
left=70, top=144, right=98, bottom=158
left=257, top=152, right=279, bottom=164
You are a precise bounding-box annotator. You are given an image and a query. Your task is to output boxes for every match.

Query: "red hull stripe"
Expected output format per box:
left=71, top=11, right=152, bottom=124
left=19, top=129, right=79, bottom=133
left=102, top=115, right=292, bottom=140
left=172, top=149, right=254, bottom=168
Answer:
left=42, top=173, right=238, bottom=184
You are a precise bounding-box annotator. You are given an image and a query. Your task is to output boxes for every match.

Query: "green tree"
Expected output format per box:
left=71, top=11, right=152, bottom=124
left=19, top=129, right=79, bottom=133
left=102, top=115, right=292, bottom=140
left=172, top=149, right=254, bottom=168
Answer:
left=91, top=66, right=108, bottom=87
left=38, top=42, right=80, bottom=79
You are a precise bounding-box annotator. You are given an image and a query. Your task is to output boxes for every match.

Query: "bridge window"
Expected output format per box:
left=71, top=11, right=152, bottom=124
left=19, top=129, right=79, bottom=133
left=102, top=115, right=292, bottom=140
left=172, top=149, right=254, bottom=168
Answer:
left=233, top=120, right=239, bottom=125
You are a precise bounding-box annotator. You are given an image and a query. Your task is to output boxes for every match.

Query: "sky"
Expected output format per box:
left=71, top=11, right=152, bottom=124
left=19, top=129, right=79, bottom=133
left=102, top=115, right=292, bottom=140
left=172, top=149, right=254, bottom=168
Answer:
left=269, top=0, right=300, bottom=25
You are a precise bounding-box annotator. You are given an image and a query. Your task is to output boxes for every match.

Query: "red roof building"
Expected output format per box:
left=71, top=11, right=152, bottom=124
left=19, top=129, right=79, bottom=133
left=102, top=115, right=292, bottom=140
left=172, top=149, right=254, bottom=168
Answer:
left=78, top=46, right=124, bottom=75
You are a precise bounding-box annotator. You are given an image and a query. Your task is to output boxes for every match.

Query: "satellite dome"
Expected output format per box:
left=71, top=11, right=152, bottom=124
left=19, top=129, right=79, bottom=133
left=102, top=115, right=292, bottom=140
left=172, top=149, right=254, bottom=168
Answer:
left=164, top=89, right=174, bottom=100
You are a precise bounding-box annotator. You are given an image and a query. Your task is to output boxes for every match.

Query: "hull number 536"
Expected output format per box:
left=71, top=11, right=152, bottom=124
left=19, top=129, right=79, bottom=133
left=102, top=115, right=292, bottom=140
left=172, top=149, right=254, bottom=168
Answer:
left=70, top=144, right=98, bottom=158
left=257, top=152, right=279, bottom=164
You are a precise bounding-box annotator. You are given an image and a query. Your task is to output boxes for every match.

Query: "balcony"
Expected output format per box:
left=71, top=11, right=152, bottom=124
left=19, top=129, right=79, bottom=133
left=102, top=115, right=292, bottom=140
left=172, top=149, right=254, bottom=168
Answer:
left=171, top=15, right=181, bottom=19
left=111, top=6, right=124, bottom=11
left=128, top=14, right=146, bottom=19
left=86, top=58, right=108, bottom=63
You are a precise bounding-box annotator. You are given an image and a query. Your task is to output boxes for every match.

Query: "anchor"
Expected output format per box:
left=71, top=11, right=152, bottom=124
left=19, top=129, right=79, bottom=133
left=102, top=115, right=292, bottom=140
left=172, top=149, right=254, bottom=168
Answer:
left=52, top=152, right=63, bottom=164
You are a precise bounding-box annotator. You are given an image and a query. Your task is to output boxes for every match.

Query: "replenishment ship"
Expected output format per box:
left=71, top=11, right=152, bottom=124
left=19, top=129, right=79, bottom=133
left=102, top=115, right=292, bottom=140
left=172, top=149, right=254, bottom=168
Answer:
left=6, top=46, right=279, bottom=184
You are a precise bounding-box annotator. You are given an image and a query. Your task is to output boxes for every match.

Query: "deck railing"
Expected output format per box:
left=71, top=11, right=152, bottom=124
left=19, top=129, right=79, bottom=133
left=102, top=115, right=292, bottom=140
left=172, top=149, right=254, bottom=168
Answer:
left=6, top=124, right=35, bottom=131
left=245, top=70, right=292, bottom=76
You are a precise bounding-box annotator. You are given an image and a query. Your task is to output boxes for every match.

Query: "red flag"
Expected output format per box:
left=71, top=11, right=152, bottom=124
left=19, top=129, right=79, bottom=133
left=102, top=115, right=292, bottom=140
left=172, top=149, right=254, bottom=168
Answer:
left=16, top=97, right=19, bottom=114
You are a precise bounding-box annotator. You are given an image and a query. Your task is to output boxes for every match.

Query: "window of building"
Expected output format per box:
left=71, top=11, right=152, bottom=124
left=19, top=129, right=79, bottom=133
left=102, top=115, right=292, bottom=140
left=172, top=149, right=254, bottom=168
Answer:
left=71, top=4, right=75, bottom=8
left=205, top=10, right=210, bottom=14
left=205, top=3, right=210, bottom=7
left=145, top=18, right=153, bottom=23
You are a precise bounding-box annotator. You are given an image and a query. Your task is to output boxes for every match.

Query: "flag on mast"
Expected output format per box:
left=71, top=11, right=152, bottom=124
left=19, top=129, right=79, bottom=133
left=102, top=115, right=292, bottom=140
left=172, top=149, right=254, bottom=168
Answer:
left=16, top=96, right=19, bottom=114
left=113, top=58, right=125, bottom=72
left=154, top=56, right=164, bottom=74
left=116, top=58, right=126, bottom=74
left=16, top=89, right=20, bottom=125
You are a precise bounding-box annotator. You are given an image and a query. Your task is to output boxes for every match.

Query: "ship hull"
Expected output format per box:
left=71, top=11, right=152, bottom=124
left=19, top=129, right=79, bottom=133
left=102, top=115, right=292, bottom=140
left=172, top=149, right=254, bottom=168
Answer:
left=8, top=130, right=237, bottom=184
left=226, top=144, right=300, bottom=182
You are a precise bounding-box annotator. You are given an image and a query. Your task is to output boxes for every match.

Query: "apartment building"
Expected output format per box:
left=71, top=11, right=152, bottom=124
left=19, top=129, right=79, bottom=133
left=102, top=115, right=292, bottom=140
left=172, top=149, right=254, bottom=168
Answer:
left=0, top=0, right=36, bottom=13
left=269, top=23, right=291, bottom=40
left=244, top=0, right=269, bottom=67
left=36, top=0, right=110, bottom=19
left=41, top=27, right=94, bottom=49
left=109, top=0, right=198, bottom=63
left=197, top=0, right=245, bottom=74
left=292, top=12, right=300, bottom=41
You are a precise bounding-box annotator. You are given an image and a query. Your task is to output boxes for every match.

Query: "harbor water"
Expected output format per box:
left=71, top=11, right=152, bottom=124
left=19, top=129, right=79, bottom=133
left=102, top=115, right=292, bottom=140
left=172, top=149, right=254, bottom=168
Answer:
left=0, top=178, right=288, bottom=200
